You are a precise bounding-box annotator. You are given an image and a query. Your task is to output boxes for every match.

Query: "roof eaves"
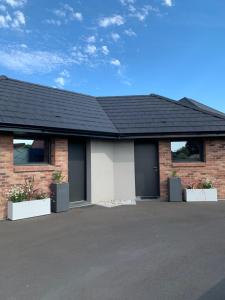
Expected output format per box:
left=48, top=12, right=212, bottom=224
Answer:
left=0, top=123, right=119, bottom=138
left=118, top=130, right=225, bottom=139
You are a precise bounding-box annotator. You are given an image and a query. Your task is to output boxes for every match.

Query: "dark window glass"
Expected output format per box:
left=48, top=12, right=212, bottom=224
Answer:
left=14, top=138, right=50, bottom=165
left=171, top=140, right=204, bottom=162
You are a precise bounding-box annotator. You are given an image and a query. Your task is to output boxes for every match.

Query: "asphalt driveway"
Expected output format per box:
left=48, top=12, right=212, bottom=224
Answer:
left=1, top=202, right=225, bottom=300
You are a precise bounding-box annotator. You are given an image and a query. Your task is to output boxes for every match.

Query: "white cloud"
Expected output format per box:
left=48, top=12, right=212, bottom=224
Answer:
left=71, top=46, right=90, bottom=65
left=119, top=0, right=135, bottom=5
left=62, top=4, right=83, bottom=21
left=53, top=9, right=66, bottom=18
left=0, top=10, right=25, bottom=29
left=119, top=0, right=158, bottom=22
left=55, top=69, right=70, bottom=87
left=99, top=15, right=125, bottom=28
left=45, top=19, right=61, bottom=26
left=111, top=32, right=120, bottom=42
left=163, top=0, right=173, bottom=7
left=4, top=0, right=26, bottom=8
left=63, top=4, right=74, bottom=13
left=84, top=44, right=97, bottom=55
left=72, top=12, right=83, bottom=21
left=12, top=10, right=25, bottom=27
left=55, top=77, right=65, bottom=87
left=111, top=59, right=121, bottom=66
left=0, top=48, right=73, bottom=73
left=124, top=28, right=136, bottom=37
left=86, top=35, right=96, bottom=43
left=101, top=45, right=109, bottom=55
left=119, top=0, right=137, bottom=15
left=127, top=5, right=136, bottom=13
left=71, top=46, right=100, bottom=68
left=0, top=4, right=6, bottom=11
left=115, top=63, right=132, bottom=86
left=0, top=13, right=11, bottom=28
left=71, top=44, right=110, bottom=68
left=60, top=69, right=70, bottom=78
left=20, top=43, right=27, bottom=48
left=0, top=0, right=27, bottom=30
left=49, top=4, right=83, bottom=26
left=130, top=5, right=153, bottom=21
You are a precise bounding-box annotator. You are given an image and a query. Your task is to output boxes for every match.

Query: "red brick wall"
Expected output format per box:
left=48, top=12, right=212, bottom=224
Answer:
left=1, top=134, right=224, bottom=217
left=159, top=138, right=225, bottom=201
left=0, top=133, right=68, bottom=219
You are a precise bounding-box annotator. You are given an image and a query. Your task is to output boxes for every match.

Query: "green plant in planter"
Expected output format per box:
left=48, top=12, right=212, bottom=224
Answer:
left=171, top=170, right=178, bottom=177
left=52, top=170, right=65, bottom=184
left=186, top=179, right=214, bottom=189
left=186, top=180, right=199, bottom=189
left=7, top=186, right=26, bottom=203
left=200, top=179, right=214, bottom=189
left=33, top=192, right=48, bottom=200
left=7, top=177, right=49, bottom=203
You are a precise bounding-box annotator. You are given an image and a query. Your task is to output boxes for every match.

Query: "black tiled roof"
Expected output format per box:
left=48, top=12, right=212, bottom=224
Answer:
left=97, top=94, right=225, bottom=135
left=1, top=76, right=225, bottom=137
left=0, top=76, right=117, bottom=135
left=179, top=97, right=225, bottom=118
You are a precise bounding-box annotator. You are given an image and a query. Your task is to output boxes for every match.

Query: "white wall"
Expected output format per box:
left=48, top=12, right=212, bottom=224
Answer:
left=89, top=140, right=115, bottom=204
left=114, top=141, right=135, bottom=201
left=88, top=140, right=135, bottom=204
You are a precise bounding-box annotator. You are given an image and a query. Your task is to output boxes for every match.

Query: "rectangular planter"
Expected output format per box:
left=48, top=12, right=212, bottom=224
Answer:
left=8, top=198, right=51, bottom=221
left=185, top=189, right=218, bottom=202
left=168, top=177, right=183, bottom=202
left=51, top=183, right=69, bottom=213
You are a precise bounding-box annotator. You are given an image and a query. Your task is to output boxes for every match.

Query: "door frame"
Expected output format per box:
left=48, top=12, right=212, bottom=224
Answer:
left=134, top=140, right=160, bottom=199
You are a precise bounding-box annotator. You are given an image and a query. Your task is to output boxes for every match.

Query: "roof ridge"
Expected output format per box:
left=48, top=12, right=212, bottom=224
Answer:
left=96, top=103, right=119, bottom=133
left=98, top=101, right=121, bottom=133
left=97, top=95, right=150, bottom=99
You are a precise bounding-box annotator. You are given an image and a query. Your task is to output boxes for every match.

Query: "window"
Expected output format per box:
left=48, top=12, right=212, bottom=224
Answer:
left=171, top=140, right=204, bottom=162
left=13, top=138, right=50, bottom=165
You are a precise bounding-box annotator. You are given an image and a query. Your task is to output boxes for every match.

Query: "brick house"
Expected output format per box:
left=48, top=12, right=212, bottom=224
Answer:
left=1, top=75, right=225, bottom=219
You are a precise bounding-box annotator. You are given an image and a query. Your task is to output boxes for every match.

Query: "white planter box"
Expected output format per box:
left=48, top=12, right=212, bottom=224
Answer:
left=185, top=189, right=218, bottom=202
left=8, top=198, right=51, bottom=221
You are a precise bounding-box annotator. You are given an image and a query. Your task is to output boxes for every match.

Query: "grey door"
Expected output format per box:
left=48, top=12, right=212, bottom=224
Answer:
left=68, top=140, right=86, bottom=202
left=134, top=141, right=159, bottom=198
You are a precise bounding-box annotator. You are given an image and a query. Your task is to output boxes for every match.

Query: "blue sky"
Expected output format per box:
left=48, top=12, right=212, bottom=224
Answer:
left=0, top=0, right=225, bottom=112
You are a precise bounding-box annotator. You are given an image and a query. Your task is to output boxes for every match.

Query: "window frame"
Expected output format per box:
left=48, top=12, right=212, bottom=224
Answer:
left=13, top=136, right=51, bottom=166
left=170, top=139, right=205, bottom=163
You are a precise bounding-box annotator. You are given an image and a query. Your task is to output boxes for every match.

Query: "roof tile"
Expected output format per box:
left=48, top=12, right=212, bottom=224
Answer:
left=0, top=77, right=117, bottom=135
